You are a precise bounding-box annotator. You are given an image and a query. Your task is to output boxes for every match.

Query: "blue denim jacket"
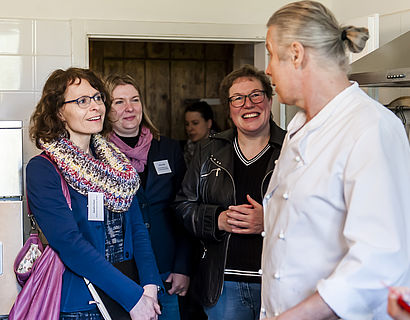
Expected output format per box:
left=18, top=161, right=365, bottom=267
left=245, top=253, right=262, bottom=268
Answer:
left=26, top=155, right=162, bottom=313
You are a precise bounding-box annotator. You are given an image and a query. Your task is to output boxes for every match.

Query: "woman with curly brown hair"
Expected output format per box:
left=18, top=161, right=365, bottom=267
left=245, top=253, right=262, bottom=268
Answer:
left=27, top=67, right=163, bottom=320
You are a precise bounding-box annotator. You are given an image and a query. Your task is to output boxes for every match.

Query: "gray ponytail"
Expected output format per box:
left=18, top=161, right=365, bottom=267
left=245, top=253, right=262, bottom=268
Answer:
left=267, top=1, right=369, bottom=73
left=341, top=26, right=369, bottom=53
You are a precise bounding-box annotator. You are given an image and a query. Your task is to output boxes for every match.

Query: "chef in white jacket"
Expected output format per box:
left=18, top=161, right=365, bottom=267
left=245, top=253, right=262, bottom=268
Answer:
left=261, top=1, right=410, bottom=319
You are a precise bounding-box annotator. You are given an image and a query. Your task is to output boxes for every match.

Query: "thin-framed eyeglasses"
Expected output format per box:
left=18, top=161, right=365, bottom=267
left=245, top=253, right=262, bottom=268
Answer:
left=228, top=90, right=266, bottom=108
left=63, top=92, right=106, bottom=109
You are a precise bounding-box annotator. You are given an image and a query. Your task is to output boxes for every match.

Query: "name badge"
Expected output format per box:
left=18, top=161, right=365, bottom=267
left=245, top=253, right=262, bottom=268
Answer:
left=88, top=192, right=104, bottom=221
left=153, top=160, right=172, bottom=175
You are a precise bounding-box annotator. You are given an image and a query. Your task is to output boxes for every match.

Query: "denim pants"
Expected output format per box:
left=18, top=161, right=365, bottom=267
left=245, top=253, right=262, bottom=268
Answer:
left=204, top=281, right=261, bottom=320
left=60, top=310, right=102, bottom=320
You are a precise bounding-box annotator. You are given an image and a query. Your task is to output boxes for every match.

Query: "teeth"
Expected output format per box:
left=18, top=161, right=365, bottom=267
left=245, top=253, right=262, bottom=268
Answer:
left=88, top=116, right=101, bottom=121
left=243, top=113, right=259, bottom=119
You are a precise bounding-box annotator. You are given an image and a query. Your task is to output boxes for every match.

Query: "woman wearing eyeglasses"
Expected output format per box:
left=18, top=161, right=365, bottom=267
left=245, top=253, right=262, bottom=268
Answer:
left=26, top=68, right=163, bottom=320
left=174, top=65, right=286, bottom=320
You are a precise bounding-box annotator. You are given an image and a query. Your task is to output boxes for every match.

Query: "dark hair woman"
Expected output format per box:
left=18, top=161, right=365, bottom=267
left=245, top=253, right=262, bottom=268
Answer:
left=183, top=101, right=219, bottom=166
left=27, top=67, right=163, bottom=320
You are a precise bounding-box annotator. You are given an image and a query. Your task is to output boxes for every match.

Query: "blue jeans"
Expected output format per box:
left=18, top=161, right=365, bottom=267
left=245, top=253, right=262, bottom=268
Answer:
left=204, top=281, right=261, bottom=320
left=60, top=310, right=102, bottom=320
left=159, top=290, right=181, bottom=320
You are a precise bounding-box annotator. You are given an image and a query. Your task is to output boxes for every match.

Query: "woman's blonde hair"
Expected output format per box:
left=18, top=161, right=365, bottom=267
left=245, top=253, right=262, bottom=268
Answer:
left=267, top=0, right=369, bottom=73
left=105, top=74, right=160, bottom=140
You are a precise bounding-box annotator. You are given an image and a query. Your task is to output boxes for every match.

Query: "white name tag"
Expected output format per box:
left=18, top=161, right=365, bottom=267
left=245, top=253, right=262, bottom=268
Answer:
left=88, top=192, right=104, bottom=221
left=153, top=160, right=172, bottom=175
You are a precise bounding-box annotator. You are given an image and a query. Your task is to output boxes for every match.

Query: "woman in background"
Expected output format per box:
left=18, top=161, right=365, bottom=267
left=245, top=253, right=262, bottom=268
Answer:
left=106, top=74, right=191, bottom=320
left=27, top=68, right=162, bottom=320
left=183, top=101, right=219, bottom=166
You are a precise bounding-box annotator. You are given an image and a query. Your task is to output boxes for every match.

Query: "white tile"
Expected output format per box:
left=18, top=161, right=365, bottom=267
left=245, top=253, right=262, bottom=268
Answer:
left=0, top=92, right=36, bottom=123
left=22, top=125, right=40, bottom=165
left=35, top=20, right=71, bottom=56
left=0, top=19, right=33, bottom=54
left=35, top=55, right=72, bottom=91
left=0, top=56, right=34, bottom=91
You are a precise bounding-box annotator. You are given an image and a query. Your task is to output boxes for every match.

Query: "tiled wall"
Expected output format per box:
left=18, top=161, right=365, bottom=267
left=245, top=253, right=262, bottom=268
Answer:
left=0, top=19, right=72, bottom=166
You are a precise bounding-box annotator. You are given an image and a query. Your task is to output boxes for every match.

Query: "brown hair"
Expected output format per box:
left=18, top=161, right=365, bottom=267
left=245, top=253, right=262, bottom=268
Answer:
left=30, top=68, right=112, bottom=149
left=267, top=0, right=369, bottom=73
left=219, top=64, right=273, bottom=109
left=105, top=74, right=160, bottom=140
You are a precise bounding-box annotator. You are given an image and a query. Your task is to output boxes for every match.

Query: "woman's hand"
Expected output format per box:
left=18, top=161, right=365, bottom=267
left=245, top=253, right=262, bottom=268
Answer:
left=143, top=284, right=159, bottom=300
left=388, top=287, right=410, bottom=320
left=165, top=273, right=190, bottom=296
left=226, top=195, right=264, bottom=234
left=129, top=293, right=161, bottom=320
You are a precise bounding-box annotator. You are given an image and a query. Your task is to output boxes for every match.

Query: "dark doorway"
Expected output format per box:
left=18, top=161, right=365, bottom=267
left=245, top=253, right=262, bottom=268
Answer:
left=89, top=40, right=253, bottom=140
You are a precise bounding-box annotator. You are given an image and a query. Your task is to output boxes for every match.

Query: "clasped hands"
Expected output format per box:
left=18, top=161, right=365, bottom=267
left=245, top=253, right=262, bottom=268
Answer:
left=218, top=194, right=263, bottom=234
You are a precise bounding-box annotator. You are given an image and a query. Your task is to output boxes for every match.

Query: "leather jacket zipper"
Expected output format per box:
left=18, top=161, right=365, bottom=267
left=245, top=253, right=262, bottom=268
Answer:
left=200, top=157, right=236, bottom=262
left=209, top=156, right=235, bottom=296
left=200, top=168, right=221, bottom=178
left=209, top=157, right=236, bottom=203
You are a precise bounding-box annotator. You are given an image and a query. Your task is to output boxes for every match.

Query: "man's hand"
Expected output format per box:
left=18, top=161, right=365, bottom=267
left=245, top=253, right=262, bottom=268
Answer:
left=388, top=287, right=410, bottom=320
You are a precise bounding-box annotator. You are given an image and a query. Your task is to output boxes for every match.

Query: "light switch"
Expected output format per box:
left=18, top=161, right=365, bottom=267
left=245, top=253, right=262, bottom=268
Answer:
left=0, top=241, right=3, bottom=275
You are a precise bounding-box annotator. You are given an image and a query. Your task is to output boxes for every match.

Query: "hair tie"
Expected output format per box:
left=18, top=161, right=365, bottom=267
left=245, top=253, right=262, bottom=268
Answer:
left=341, top=29, right=347, bottom=41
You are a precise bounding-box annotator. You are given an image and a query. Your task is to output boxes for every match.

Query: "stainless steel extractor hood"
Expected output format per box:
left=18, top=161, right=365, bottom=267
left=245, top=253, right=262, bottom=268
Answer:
left=349, top=31, right=410, bottom=87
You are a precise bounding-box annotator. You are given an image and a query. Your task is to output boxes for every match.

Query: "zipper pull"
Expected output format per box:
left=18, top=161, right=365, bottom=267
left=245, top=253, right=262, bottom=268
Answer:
left=216, top=168, right=221, bottom=177
left=201, top=247, right=208, bottom=259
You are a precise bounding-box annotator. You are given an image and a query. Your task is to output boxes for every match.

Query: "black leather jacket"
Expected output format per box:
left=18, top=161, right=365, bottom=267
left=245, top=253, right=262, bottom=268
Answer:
left=174, top=120, right=286, bottom=307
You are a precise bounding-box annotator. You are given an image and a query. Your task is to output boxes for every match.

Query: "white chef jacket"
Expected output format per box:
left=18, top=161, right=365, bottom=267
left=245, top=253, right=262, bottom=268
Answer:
left=261, top=82, right=410, bottom=320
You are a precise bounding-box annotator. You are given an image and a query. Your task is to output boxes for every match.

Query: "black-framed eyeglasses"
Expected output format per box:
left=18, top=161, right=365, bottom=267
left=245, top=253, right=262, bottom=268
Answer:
left=63, top=92, right=106, bottom=109
left=228, top=90, right=266, bottom=108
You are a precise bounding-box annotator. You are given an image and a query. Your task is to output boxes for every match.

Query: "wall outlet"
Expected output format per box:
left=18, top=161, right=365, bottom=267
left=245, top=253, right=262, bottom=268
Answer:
left=0, top=241, right=3, bottom=275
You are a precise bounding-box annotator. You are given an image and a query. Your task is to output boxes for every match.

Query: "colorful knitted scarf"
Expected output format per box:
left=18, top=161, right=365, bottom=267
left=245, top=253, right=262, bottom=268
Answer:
left=40, top=134, right=140, bottom=213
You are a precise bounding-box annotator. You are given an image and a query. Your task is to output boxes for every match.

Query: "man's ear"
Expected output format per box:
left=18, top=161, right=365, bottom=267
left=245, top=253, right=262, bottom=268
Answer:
left=289, top=41, right=305, bottom=69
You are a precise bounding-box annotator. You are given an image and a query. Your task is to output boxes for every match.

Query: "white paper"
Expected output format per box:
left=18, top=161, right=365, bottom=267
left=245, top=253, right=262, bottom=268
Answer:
left=88, top=192, right=104, bottom=221
left=153, top=160, right=172, bottom=175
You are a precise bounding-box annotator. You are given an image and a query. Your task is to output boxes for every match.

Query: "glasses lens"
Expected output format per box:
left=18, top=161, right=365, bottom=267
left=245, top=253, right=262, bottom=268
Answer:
left=93, top=92, right=105, bottom=104
left=77, top=96, right=91, bottom=108
left=249, top=91, right=265, bottom=104
left=229, top=96, right=245, bottom=108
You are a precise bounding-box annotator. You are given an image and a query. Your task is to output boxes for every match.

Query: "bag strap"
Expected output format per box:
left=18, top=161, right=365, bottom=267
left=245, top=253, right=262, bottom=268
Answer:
left=37, top=154, right=72, bottom=210
left=27, top=154, right=72, bottom=233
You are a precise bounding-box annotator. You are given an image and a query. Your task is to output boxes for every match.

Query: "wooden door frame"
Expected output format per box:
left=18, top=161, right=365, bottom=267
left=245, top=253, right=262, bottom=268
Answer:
left=71, top=19, right=280, bottom=124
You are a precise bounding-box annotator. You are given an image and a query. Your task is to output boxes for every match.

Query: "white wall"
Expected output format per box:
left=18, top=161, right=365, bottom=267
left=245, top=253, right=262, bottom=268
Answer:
left=2, top=0, right=332, bottom=23
left=332, top=0, right=410, bottom=22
